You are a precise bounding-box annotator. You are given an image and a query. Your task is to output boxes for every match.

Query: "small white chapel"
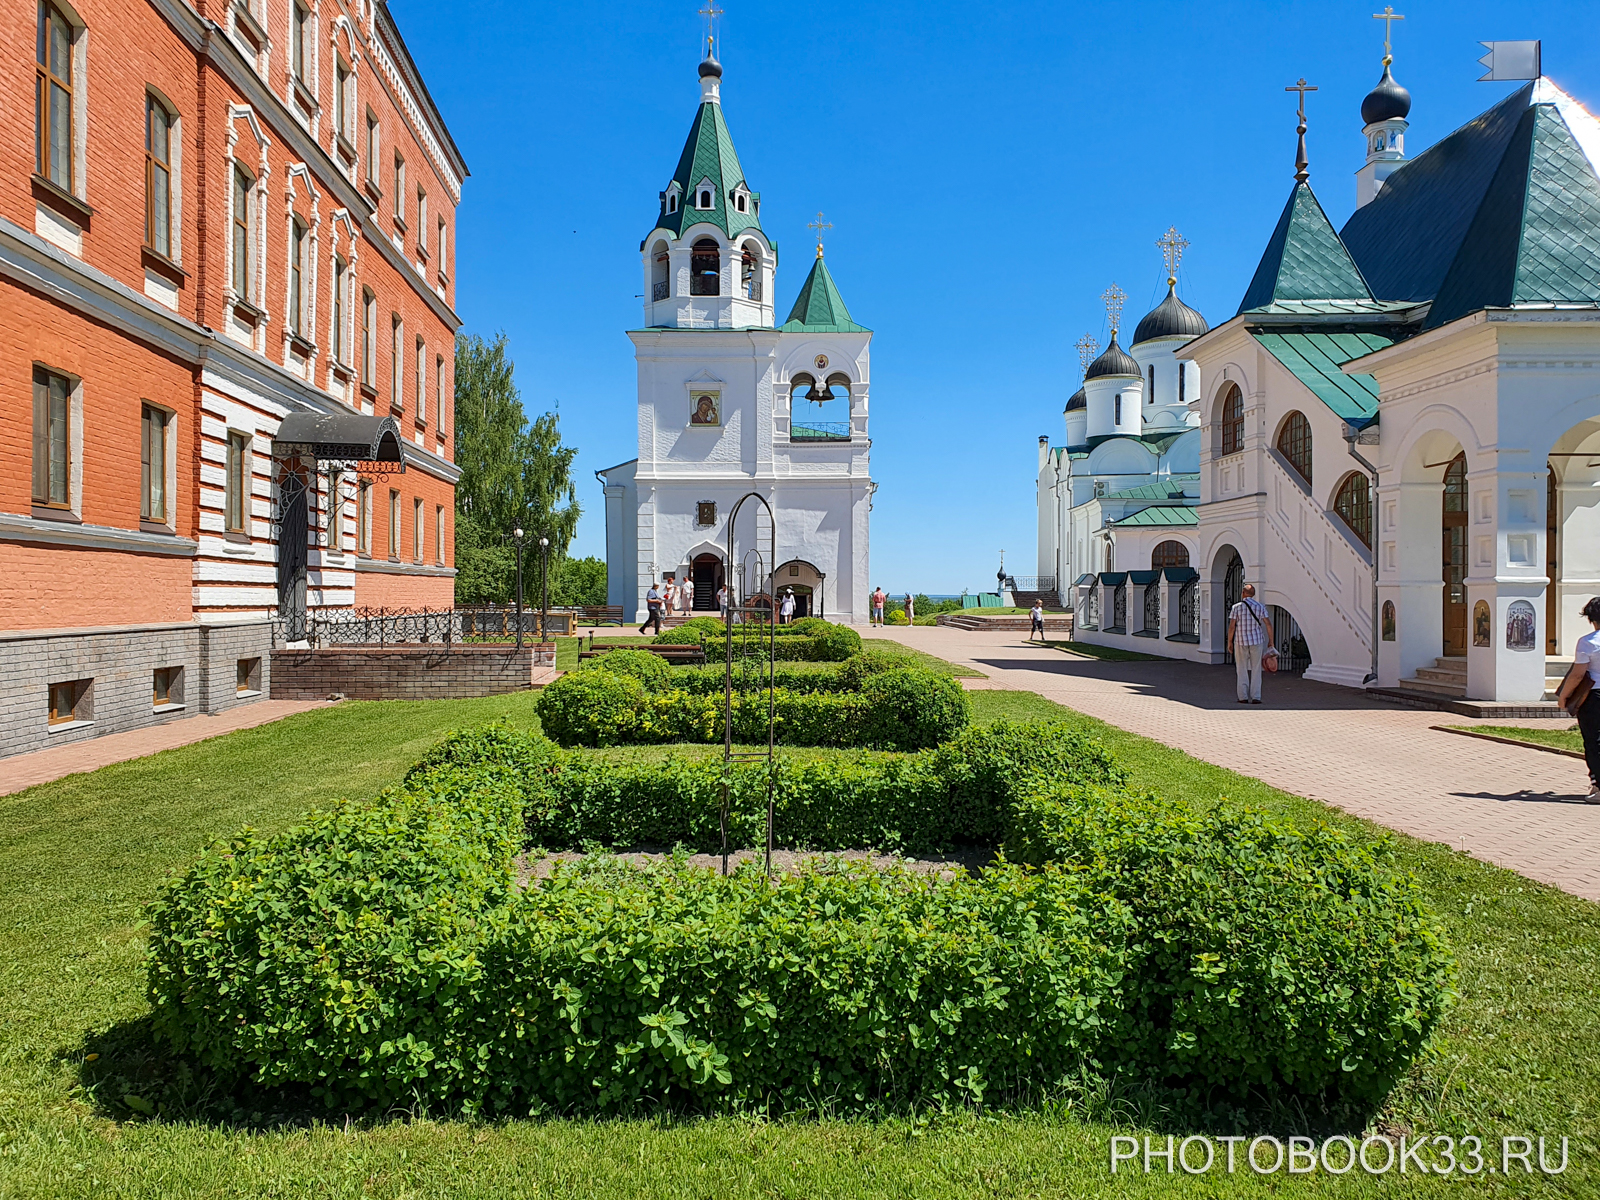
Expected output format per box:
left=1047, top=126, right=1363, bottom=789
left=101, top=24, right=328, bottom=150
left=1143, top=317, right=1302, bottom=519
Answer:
left=1040, top=29, right=1600, bottom=706
left=598, top=41, right=873, bottom=624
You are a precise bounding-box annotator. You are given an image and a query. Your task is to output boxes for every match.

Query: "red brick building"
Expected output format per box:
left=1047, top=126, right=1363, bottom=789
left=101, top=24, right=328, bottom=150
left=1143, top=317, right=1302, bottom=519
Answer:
left=1, top=0, right=466, bottom=756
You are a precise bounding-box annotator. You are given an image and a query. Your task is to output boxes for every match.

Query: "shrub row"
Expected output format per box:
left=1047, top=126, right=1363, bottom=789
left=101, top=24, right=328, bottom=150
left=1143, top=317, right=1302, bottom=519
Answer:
left=146, top=722, right=1454, bottom=1117
left=538, top=655, right=966, bottom=751
left=592, top=648, right=910, bottom=697
left=653, top=616, right=863, bottom=661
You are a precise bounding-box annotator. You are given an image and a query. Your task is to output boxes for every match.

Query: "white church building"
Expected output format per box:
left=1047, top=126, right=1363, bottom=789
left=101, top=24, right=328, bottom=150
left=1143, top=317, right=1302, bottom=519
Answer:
left=599, top=46, right=873, bottom=623
left=1042, top=39, right=1600, bottom=706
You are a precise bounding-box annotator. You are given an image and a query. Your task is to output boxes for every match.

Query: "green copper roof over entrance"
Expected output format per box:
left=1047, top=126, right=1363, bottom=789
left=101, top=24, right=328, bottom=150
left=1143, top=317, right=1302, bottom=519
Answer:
left=647, top=94, right=763, bottom=243
left=1238, top=182, right=1373, bottom=314
left=1426, top=97, right=1600, bottom=329
left=782, top=254, right=870, bottom=332
left=1252, top=331, right=1392, bottom=425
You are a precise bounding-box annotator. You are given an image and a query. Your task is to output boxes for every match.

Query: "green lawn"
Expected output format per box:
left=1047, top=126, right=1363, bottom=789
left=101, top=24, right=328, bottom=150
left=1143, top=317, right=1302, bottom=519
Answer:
left=0, top=690, right=1595, bottom=1195
left=1445, top=723, right=1584, bottom=755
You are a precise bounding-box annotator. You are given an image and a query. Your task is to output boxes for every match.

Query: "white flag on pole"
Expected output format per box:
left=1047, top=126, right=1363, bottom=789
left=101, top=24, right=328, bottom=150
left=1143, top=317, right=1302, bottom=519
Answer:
left=1478, top=40, right=1541, bottom=81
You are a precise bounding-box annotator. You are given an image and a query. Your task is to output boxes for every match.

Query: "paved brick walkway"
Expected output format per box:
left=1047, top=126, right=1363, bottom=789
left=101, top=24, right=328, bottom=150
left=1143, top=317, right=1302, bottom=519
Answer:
left=870, top=627, right=1600, bottom=902
left=0, top=700, right=325, bottom=797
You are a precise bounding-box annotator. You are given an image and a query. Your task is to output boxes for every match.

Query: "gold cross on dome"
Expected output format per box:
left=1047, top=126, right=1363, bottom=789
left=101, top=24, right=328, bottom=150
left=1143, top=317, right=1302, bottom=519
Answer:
left=808, top=211, right=833, bottom=256
left=699, top=1, right=723, bottom=46
left=1075, top=333, right=1100, bottom=377
left=1373, top=7, right=1404, bottom=65
left=1101, top=283, right=1126, bottom=337
left=1157, top=226, right=1189, bottom=287
left=1286, top=77, right=1317, bottom=124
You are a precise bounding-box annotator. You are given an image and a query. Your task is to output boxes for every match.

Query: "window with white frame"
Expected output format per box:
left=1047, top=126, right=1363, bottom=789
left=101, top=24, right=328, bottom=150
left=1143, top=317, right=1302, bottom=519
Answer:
left=325, top=467, right=341, bottom=550
left=417, top=188, right=428, bottom=257
left=357, top=478, right=371, bottom=553
left=291, top=2, right=311, bottom=86
left=332, top=255, right=347, bottom=363
left=225, top=430, right=250, bottom=532
left=412, top=496, right=422, bottom=562
left=390, top=313, right=402, bottom=406
left=393, top=154, right=406, bottom=227
left=35, top=1, right=78, bottom=192
left=231, top=164, right=254, bottom=301
left=437, top=218, right=448, bottom=277
left=364, top=110, right=379, bottom=183
left=434, top=504, right=444, bottom=564
left=415, top=336, right=425, bottom=421
left=362, top=288, right=376, bottom=386
left=145, top=94, right=174, bottom=258
left=435, top=354, right=445, bottom=437
left=140, top=402, right=171, bottom=523
left=288, top=218, right=307, bottom=337
left=334, top=57, right=352, bottom=143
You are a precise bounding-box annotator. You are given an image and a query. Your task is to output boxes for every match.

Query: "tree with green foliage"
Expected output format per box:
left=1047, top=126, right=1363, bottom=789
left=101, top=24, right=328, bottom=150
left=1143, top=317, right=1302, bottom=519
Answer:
left=552, top=555, right=607, bottom=607
left=452, top=332, right=581, bottom=605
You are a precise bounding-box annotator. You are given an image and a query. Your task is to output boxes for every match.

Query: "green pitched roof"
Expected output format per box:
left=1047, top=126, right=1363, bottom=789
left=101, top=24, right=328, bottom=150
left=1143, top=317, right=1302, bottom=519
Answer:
left=1426, top=97, right=1600, bottom=329
left=1252, top=331, right=1392, bottom=424
left=647, top=100, right=763, bottom=243
left=1101, top=475, right=1200, bottom=502
left=1239, top=182, right=1373, bottom=314
left=1110, top=506, right=1198, bottom=528
left=781, top=254, right=869, bottom=332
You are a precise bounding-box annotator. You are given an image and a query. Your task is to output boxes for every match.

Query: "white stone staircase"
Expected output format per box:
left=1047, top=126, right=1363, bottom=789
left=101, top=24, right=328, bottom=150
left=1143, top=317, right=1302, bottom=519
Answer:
left=1397, top=656, right=1570, bottom=702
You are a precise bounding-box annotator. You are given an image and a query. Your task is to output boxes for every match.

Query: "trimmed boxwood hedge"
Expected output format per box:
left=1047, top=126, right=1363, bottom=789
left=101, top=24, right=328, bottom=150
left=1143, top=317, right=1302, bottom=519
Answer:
left=146, top=721, right=1455, bottom=1118
left=653, top=617, right=863, bottom=661
left=538, top=655, right=968, bottom=751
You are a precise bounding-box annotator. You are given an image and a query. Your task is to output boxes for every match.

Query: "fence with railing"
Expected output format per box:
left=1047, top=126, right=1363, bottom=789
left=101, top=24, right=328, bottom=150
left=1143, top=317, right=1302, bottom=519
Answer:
left=1005, top=576, right=1057, bottom=594
left=271, top=606, right=574, bottom=648
left=652, top=280, right=669, bottom=301
left=791, top=421, right=851, bottom=442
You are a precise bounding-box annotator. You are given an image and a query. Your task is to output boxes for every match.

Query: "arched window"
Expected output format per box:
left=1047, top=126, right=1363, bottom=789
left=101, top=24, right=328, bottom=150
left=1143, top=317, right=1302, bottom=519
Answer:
left=1148, top=365, right=1155, bottom=405
left=1151, top=540, right=1190, bottom=569
left=666, top=191, right=677, bottom=214
left=145, top=95, right=174, bottom=258
left=1276, top=410, right=1313, bottom=485
left=1443, top=452, right=1466, bottom=512
left=1218, top=383, right=1244, bottom=455
left=690, top=239, right=719, bottom=296
left=699, top=189, right=711, bottom=208
left=650, top=241, right=669, bottom=301
left=789, top=372, right=818, bottom=403
left=1332, top=472, right=1372, bottom=547
left=740, top=242, right=760, bottom=300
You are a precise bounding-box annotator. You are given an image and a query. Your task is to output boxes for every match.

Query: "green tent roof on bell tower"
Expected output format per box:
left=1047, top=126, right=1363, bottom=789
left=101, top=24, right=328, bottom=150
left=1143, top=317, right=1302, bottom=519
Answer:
left=781, top=252, right=870, bottom=332
left=645, top=55, right=765, bottom=244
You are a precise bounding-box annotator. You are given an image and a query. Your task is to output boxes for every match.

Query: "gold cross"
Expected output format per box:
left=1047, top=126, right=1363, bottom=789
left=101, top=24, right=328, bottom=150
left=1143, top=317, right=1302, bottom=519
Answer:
left=1285, top=77, right=1317, bottom=124
left=1156, top=226, right=1189, bottom=287
left=1373, top=7, right=1404, bottom=65
left=699, top=1, right=723, bottom=53
left=808, top=211, right=832, bottom=256
left=1101, top=284, right=1126, bottom=337
left=1075, top=334, right=1100, bottom=378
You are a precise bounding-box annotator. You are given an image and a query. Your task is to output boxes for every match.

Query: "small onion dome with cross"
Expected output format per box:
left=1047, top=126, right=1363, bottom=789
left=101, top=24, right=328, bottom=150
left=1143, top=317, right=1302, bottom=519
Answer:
left=1131, top=286, right=1209, bottom=346
left=1361, top=63, right=1410, bottom=125
left=1084, top=334, right=1140, bottom=380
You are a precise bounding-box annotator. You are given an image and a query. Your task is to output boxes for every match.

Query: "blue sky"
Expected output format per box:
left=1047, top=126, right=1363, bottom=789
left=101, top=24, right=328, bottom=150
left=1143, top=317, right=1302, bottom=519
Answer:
left=394, top=0, right=1600, bottom=594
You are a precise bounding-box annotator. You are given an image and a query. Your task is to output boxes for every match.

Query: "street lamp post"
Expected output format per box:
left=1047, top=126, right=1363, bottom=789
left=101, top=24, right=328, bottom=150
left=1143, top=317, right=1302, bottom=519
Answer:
left=505, top=527, right=527, bottom=649
left=539, top=535, right=550, bottom=642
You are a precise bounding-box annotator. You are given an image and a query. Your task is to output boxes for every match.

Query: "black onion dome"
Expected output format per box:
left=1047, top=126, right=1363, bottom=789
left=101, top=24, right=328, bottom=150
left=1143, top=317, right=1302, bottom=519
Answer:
left=1361, top=64, right=1410, bottom=126
left=1131, top=285, right=1210, bottom=345
left=1065, top=387, right=1086, bottom=412
left=699, top=53, right=723, bottom=79
left=1084, top=335, right=1140, bottom=380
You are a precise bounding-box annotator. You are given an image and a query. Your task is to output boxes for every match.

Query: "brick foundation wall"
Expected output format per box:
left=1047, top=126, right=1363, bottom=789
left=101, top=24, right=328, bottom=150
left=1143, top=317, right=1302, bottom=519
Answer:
left=269, top=644, right=555, bottom=701
left=0, top=619, right=271, bottom=758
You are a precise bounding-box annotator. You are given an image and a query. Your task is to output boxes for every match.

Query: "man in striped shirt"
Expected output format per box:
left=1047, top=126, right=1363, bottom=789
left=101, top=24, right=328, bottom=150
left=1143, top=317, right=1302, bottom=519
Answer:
left=1226, top=583, right=1272, bottom=704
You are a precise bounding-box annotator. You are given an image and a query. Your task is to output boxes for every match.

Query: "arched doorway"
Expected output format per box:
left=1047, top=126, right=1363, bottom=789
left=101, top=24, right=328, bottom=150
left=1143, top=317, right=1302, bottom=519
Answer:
left=1221, top=553, right=1244, bottom=664
left=690, top=553, right=724, bottom=610
left=774, top=559, right=824, bottom=619
left=1442, top=452, right=1467, bottom=656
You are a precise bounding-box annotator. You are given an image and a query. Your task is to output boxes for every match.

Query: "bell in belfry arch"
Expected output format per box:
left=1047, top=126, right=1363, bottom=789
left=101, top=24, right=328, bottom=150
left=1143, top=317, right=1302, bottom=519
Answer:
left=806, top=381, right=828, bottom=405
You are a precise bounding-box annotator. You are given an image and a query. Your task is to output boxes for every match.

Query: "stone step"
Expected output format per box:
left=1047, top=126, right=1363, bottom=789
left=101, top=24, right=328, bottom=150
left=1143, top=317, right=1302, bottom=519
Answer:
left=1427, top=656, right=1469, bottom=676
left=1413, top=666, right=1468, bottom=687
left=1396, top=676, right=1467, bottom=699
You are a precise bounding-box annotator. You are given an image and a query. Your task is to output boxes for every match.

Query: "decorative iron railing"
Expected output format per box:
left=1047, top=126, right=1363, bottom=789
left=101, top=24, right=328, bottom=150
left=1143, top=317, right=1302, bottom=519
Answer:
left=652, top=280, right=669, bottom=301
left=1144, top=581, right=1161, bottom=632
left=1006, top=576, right=1057, bottom=593
left=271, top=605, right=571, bottom=648
left=1110, top=584, right=1128, bottom=631
left=1178, top=579, right=1198, bottom=638
left=791, top=421, right=851, bottom=442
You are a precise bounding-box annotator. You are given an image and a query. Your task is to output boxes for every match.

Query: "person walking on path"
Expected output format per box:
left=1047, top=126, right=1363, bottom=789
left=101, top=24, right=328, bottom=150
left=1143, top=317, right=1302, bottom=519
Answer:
left=662, top=578, right=676, bottom=618
left=716, top=584, right=728, bottom=622
left=779, top=589, right=796, bottom=625
left=640, top=582, right=663, bottom=635
left=1556, top=596, right=1600, bottom=803
left=905, top=593, right=915, bottom=625
left=871, top=587, right=886, bottom=626
left=1028, top=600, right=1046, bottom=642
left=1226, top=583, right=1275, bottom=704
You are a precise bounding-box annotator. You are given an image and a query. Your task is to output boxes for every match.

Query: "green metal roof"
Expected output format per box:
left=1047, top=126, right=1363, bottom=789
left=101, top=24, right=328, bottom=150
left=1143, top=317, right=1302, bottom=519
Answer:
left=1252, top=331, right=1392, bottom=424
left=1102, top=475, right=1199, bottom=502
left=1244, top=298, right=1413, bottom=316
left=1110, top=506, right=1198, bottom=527
left=1427, top=97, right=1600, bottom=329
left=1239, top=182, right=1373, bottom=313
left=646, top=100, right=763, bottom=244
left=781, top=254, right=869, bottom=332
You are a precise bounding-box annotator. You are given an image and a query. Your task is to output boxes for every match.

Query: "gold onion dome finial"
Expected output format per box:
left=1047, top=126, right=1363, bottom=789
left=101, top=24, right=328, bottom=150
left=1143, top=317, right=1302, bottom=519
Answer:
left=1100, top=283, right=1126, bottom=339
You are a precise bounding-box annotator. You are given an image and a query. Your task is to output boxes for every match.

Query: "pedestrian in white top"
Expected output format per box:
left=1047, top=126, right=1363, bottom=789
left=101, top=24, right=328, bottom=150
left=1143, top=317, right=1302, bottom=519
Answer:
left=905, top=593, right=915, bottom=624
left=1555, top=595, right=1600, bottom=803
left=779, top=589, right=796, bottom=625
left=1226, top=583, right=1275, bottom=704
left=716, top=584, right=728, bottom=620
left=662, top=579, right=676, bottom=617
left=1029, top=601, right=1045, bottom=642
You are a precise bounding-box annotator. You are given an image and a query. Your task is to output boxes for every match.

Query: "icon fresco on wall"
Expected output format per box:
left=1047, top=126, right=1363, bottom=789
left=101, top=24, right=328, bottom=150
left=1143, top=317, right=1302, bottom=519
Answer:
left=1505, top=599, right=1537, bottom=651
left=1381, top=600, right=1395, bottom=641
left=1473, top=600, right=1491, bottom=648
left=690, top=392, right=721, bottom=426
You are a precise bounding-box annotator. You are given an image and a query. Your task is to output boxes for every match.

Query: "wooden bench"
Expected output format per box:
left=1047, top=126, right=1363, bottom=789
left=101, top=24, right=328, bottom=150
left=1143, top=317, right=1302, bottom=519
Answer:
left=563, top=605, right=625, bottom=626
left=580, top=643, right=707, bottom=666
